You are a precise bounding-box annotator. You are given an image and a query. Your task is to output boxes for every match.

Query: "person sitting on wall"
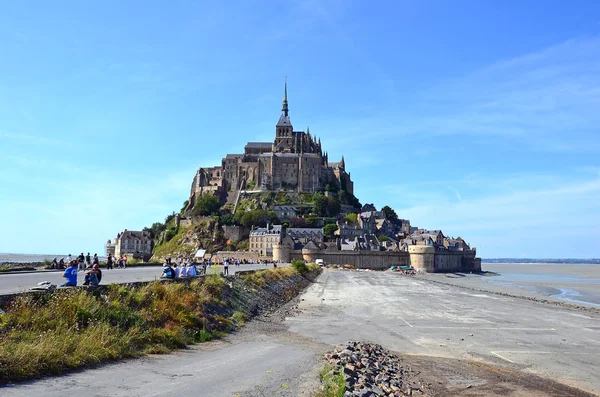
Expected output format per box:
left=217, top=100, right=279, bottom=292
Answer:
left=161, top=263, right=175, bottom=279
left=83, top=264, right=102, bottom=286
left=179, top=262, right=188, bottom=278
left=60, top=261, right=78, bottom=287
left=186, top=262, right=197, bottom=277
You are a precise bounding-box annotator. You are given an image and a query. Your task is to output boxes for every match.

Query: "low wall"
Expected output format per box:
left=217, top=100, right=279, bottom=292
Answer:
left=300, top=249, right=410, bottom=270
left=212, top=251, right=271, bottom=263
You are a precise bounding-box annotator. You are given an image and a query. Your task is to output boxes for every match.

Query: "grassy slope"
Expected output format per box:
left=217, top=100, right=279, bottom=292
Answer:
left=0, top=265, right=320, bottom=383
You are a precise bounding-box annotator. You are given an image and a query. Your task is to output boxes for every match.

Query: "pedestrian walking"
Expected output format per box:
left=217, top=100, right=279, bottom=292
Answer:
left=223, top=259, right=229, bottom=276
left=78, top=253, right=85, bottom=272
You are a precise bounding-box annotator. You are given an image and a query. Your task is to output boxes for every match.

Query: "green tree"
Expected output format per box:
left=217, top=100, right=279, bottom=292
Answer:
left=180, top=200, right=189, bottom=215
left=192, top=194, right=222, bottom=216
left=306, top=216, right=320, bottom=227
left=344, top=213, right=358, bottom=224
left=219, top=213, right=235, bottom=225
left=378, top=235, right=390, bottom=242
left=381, top=205, right=398, bottom=223
left=143, top=222, right=166, bottom=239
left=326, top=196, right=341, bottom=217
left=312, top=192, right=328, bottom=216
left=323, top=224, right=339, bottom=241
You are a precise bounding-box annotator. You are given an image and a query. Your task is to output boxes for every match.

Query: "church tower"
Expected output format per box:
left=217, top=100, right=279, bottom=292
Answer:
left=274, top=79, right=294, bottom=152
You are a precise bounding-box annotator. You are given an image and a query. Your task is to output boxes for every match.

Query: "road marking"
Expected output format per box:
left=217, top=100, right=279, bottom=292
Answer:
left=398, top=315, right=413, bottom=327
left=490, top=351, right=515, bottom=363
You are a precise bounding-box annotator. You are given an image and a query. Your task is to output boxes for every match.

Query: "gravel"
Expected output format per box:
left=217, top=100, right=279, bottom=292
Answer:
left=324, top=341, right=432, bottom=397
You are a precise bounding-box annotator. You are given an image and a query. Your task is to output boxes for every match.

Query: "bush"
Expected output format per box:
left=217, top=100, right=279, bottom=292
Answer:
left=291, top=260, right=309, bottom=274
left=165, top=226, right=178, bottom=242
left=192, top=194, right=222, bottom=216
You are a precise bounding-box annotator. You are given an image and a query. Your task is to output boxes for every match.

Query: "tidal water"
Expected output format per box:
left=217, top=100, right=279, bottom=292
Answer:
left=0, top=253, right=106, bottom=263
left=482, top=262, right=600, bottom=307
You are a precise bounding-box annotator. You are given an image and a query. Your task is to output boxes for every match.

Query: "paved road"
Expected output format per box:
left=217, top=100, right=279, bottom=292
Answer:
left=0, top=263, right=284, bottom=295
left=2, top=270, right=599, bottom=396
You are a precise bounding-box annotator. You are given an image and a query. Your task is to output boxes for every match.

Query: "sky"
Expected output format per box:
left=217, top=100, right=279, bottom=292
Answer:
left=0, top=0, right=599, bottom=258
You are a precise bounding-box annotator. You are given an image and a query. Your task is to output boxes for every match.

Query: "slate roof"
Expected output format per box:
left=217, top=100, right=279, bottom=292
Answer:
left=250, top=225, right=283, bottom=236
left=272, top=206, right=298, bottom=211
left=277, top=114, right=291, bottom=126
left=120, top=230, right=151, bottom=240
left=245, top=142, right=272, bottom=149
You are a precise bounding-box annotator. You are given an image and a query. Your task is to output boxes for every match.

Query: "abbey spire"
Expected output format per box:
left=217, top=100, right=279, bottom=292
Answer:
left=277, top=78, right=292, bottom=128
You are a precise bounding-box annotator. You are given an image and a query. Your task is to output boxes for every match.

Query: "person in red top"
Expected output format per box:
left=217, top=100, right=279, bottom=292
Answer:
left=123, top=255, right=128, bottom=269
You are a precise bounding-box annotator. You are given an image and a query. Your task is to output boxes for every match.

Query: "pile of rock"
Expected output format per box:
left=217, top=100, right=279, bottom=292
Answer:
left=323, top=341, right=431, bottom=396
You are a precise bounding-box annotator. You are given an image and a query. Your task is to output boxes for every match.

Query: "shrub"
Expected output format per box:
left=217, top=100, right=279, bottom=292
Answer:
left=291, top=260, right=309, bottom=274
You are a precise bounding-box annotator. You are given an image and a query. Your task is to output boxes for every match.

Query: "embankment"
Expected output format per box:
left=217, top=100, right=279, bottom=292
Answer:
left=0, top=265, right=321, bottom=383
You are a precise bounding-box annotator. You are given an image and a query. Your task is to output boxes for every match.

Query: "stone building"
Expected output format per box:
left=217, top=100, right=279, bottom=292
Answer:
left=187, top=82, right=354, bottom=208
left=105, top=229, right=153, bottom=259
left=249, top=224, right=286, bottom=257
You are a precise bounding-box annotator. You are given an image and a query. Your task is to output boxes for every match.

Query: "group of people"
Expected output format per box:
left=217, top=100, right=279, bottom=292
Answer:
left=60, top=260, right=103, bottom=287
left=161, top=256, right=207, bottom=279
left=50, top=253, right=129, bottom=270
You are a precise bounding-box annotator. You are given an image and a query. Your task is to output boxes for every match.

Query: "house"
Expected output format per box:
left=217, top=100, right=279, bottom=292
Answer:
left=272, top=205, right=298, bottom=221
left=375, top=218, right=394, bottom=237
left=358, top=211, right=377, bottom=234
left=335, top=219, right=363, bottom=239
left=399, top=219, right=411, bottom=235
left=420, top=230, right=445, bottom=246
left=249, top=224, right=284, bottom=256
left=105, top=229, right=153, bottom=259
left=445, top=236, right=471, bottom=252
left=287, top=227, right=324, bottom=245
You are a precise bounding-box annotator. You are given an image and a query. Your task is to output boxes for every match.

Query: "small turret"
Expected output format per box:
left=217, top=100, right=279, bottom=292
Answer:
left=340, top=155, right=345, bottom=169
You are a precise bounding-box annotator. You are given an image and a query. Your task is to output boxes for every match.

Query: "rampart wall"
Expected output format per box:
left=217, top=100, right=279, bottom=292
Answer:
left=276, top=245, right=481, bottom=273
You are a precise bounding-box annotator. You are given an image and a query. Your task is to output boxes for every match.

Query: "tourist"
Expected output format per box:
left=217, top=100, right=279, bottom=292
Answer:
left=78, top=253, right=85, bottom=272
left=83, top=264, right=102, bottom=286
left=66, top=253, right=72, bottom=263
left=60, top=261, right=78, bottom=287
left=161, top=263, right=175, bottom=279
left=58, top=257, right=65, bottom=269
left=179, top=262, right=188, bottom=278
left=187, top=261, right=197, bottom=277
left=85, top=252, right=91, bottom=268
left=166, top=254, right=172, bottom=266
left=223, top=260, right=229, bottom=276
left=123, top=255, right=128, bottom=268
left=92, top=253, right=99, bottom=266
left=106, top=254, right=113, bottom=270
left=50, top=257, right=58, bottom=269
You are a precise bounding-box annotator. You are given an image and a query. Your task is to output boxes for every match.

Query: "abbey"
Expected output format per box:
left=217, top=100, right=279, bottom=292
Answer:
left=188, top=82, right=354, bottom=207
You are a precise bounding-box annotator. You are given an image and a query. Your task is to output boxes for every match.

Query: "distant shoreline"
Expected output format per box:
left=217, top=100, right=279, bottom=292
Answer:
left=482, top=259, right=600, bottom=264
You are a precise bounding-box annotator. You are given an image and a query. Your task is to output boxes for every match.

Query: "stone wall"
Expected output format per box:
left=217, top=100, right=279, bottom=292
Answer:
left=299, top=249, right=410, bottom=270
left=223, top=225, right=250, bottom=242
left=212, top=251, right=271, bottom=263
left=281, top=246, right=481, bottom=273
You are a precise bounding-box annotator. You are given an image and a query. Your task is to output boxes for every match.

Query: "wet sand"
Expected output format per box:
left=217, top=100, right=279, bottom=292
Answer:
left=419, top=262, right=600, bottom=308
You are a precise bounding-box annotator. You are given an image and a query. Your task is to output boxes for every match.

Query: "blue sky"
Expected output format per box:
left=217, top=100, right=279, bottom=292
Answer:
left=1, top=0, right=599, bottom=258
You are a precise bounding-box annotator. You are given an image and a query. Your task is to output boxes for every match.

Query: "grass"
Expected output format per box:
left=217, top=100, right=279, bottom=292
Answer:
left=0, top=264, right=320, bottom=383
left=315, top=364, right=346, bottom=397
left=0, top=275, right=230, bottom=382
left=152, top=226, right=195, bottom=257
left=240, top=263, right=319, bottom=289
